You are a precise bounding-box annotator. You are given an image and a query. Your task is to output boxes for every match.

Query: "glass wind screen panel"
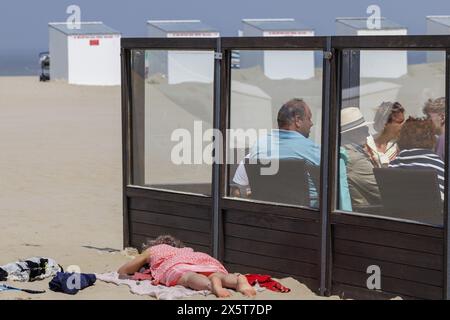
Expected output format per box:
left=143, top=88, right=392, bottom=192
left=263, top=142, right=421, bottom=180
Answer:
left=338, top=49, right=446, bottom=226
left=130, top=49, right=214, bottom=196
left=227, top=50, right=330, bottom=209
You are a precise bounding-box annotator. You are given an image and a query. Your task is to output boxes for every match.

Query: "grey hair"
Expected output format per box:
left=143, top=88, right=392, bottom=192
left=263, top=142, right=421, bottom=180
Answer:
left=277, top=98, right=308, bottom=129
left=423, top=97, right=445, bottom=116
left=142, top=235, right=185, bottom=251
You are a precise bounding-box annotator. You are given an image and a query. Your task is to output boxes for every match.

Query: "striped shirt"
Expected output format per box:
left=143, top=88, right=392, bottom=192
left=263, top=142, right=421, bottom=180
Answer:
left=389, top=148, right=445, bottom=199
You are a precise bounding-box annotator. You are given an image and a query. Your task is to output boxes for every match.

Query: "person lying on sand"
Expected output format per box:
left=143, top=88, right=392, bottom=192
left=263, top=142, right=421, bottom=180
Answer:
left=118, top=235, right=256, bottom=298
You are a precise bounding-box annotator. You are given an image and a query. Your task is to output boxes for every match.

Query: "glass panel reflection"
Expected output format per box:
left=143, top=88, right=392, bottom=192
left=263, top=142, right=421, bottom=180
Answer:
left=228, top=50, right=351, bottom=210
left=130, top=49, right=214, bottom=196
left=339, top=50, right=446, bottom=225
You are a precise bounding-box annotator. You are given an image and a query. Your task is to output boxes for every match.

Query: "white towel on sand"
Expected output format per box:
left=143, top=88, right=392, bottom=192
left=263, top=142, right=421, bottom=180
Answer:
left=95, top=272, right=209, bottom=300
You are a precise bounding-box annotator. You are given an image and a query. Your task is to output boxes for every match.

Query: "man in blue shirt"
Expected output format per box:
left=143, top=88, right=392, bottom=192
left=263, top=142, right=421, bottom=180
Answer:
left=232, top=98, right=352, bottom=211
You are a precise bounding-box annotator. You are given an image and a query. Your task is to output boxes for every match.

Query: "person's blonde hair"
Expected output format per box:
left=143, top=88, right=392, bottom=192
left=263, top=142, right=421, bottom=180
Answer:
left=423, top=97, right=445, bottom=116
left=142, top=235, right=184, bottom=251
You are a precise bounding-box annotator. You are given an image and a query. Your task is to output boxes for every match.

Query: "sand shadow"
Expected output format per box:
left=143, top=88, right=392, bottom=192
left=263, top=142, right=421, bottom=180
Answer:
left=82, top=246, right=120, bottom=253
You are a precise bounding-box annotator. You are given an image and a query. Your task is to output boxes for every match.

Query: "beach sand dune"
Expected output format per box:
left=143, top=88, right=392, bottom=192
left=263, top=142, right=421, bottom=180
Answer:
left=0, top=76, right=331, bottom=300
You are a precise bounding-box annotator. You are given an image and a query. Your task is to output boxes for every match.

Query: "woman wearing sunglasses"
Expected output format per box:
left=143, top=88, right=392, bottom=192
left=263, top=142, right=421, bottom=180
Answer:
left=366, top=101, right=406, bottom=168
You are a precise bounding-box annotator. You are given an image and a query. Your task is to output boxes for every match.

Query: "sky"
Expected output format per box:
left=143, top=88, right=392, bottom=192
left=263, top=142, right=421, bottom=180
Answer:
left=0, top=0, right=450, bottom=74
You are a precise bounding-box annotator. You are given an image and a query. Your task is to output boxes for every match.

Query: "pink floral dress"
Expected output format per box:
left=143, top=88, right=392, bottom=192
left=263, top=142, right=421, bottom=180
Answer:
left=149, top=244, right=228, bottom=286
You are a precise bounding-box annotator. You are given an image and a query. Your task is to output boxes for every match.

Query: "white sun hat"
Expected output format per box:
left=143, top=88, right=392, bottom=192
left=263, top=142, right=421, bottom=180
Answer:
left=340, top=107, right=374, bottom=133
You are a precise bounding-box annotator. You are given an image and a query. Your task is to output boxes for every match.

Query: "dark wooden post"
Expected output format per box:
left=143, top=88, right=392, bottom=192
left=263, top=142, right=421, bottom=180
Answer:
left=212, top=39, right=222, bottom=259
left=131, top=50, right=146, bottom=186
left=217, top=47, right=231, bottom=262
left=444, top=49, right=450, bottom=299
left=319, top=37, right=335, bottom=296
left=121, top=47, right=131, bottom=248
left=341, top=49, right=360, bottom=109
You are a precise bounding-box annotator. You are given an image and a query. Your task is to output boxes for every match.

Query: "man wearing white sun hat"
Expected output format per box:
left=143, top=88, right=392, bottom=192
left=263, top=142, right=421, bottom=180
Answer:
left=340, top=107, right=381, bottom=209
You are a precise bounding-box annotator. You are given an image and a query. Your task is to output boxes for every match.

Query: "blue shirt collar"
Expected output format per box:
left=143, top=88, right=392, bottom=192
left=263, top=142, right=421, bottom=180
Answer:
left=271, top=129, right=306, bottom=139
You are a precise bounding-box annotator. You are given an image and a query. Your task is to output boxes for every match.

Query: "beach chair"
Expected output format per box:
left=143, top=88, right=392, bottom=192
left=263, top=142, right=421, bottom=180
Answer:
left=373, top=168, right=443, bottom=225
left=228, top=147, right=250, bottom=197
left=245, top=158, right=310, bottom=206
left=305, top=162, right=320, bottom=197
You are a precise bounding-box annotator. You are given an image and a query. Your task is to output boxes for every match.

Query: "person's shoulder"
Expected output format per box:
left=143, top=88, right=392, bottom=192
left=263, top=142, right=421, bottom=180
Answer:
left=151, top=244, right=174, bottom=251
left=291, top=133, right=319, bottom=149
left=346, top=145, right=370, bottom=164
left=342, top=143, right=357, bottom=154
left=338, top=146, right=349, bottom=161
left=400, top=148, right=433, bottom=157
left=426, top=151, right=445, bottom=165
left=178, top=246, right=195, bottom=254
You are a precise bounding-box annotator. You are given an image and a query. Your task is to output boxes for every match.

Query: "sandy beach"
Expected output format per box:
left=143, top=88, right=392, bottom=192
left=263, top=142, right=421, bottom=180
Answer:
left=0, top=76, right=337, bottom=300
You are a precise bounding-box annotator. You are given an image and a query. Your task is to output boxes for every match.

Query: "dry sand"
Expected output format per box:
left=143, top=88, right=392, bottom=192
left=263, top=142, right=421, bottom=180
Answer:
left=0, top=76, right=336, bottom=300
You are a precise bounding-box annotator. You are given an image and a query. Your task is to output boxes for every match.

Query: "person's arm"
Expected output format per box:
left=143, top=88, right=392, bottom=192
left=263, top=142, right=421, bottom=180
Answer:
left=230, top=185, right=242, bottom=197
left=233, top=161, right=249, bottom=186
left=117, top=249, right=150, bottom=275
left=231, top=161, right=251, bottom=198
left=339, top=156, right=353, bottom=211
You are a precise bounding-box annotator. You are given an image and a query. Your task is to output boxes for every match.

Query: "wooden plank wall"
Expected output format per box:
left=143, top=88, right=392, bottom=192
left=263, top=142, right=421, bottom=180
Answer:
left=331, top=213, right=444, bottom=300
left=124, top=190, right=445, bottom=299
left=127, top=196, right=213, bottom=255
left=221, top=203, right=321, bottom=292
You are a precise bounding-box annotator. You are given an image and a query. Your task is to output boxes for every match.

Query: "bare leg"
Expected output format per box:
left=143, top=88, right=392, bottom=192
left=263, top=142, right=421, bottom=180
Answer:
left=177, top=272, right=211, bottom=291
left=209, top=273, right=256, bottom=297
left=236, top=274, right=256, bottom=297
left=209, top=274, right=232, bottom=298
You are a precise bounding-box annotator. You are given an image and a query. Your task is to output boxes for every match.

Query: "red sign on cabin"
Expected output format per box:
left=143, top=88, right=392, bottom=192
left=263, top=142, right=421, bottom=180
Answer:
left=90, top=39, right=100, bottom=46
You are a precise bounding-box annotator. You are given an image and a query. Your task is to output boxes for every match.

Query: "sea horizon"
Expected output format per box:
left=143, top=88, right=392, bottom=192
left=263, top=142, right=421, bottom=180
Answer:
left=0, top=49, right=432, bottom=77
left=0, top=51, right=44, bottom=76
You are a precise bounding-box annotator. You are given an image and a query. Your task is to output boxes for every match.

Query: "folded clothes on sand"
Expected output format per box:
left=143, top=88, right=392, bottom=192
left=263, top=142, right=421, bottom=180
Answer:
left=96, top=272, right=209, bottom=300
left=0, top=257, right=62, bottom=282
left=49, top=272, right=96, bottom=295
left=0, top=269, right=7, bottom=281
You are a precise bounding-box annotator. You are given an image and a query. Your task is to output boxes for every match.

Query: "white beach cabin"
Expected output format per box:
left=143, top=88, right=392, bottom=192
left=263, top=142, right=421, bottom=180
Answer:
left=147, top=20, right=219, bottom=85
left=240, top=19, right=315, bottom=80
left=48, top=22, right=121, bottom=86
left=336, top=17, right=408, bottom=78
left=426, top=16, right=450, bottom=63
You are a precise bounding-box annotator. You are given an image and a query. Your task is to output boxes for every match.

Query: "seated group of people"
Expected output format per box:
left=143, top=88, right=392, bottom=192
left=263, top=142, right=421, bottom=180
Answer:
left=232, top=97, right=446, bottom=211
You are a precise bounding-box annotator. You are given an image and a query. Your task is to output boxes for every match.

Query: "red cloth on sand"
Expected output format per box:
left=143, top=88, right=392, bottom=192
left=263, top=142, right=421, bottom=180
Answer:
left=245, top=274, right=291, bottom=293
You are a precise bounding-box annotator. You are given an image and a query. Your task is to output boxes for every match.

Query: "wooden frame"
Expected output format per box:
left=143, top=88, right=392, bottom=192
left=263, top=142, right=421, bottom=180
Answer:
left=121, top=40, right=217, bottom=256
left=121, top=35, right=450, bottom=299
left=219, top=37, right=327, bottom=293
left=330, top=35, right=449, bottom=300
